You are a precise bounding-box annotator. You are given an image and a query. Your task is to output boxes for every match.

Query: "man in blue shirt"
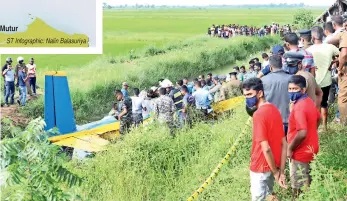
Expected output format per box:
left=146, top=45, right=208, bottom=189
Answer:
left=258, top=45, right=285, bottom=79
left=17, top=68, right=28, bottom=106
left=193, top=81, right=213, bottom=119
left=121, top=82, right=129, bottom=98
left=183, top=77, right=193, bottom=94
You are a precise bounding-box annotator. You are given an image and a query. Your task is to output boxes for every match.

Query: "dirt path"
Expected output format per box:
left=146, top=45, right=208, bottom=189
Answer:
left=1, top=95, right=40, bottom=126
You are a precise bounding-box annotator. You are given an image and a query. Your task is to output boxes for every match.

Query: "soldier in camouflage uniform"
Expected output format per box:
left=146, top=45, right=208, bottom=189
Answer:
left=154, top=87, right=176, bottom=137
left=115, top=90, right=133, bottom=135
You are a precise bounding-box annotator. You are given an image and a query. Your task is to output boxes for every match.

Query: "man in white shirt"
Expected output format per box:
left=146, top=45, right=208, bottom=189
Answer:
left=307, top=26, right=340, bottom=130
left=2, top=65, right=15, bottom=106
left=131, top=88, right=146, bottom=127
left=332, top=16, right=345, bottom=36
left=327, top=15, right=345, bottom=46
left=323, top=22, right=335, bottom=44
left=26, top=57, right=37, bottom=96
left=262, top=53, right=269, bottom=68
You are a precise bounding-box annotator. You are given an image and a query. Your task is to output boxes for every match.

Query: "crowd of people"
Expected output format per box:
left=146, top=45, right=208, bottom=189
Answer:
left=112, top=15, right=347, bottom=201
left=2, top=57, right=37, bottom=107
left=207, top=23, right=293, bottom=38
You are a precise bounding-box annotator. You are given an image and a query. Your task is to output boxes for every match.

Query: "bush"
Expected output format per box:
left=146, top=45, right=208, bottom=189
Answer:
left=293, top=9, right=315, bottom=29
left=0, top=118, right=82, bottom=200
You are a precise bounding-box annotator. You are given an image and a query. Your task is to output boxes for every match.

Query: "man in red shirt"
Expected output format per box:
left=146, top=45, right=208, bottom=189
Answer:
left=242, top=78, right=287, bottom=201
left=287, top=75, right=321, bottom=199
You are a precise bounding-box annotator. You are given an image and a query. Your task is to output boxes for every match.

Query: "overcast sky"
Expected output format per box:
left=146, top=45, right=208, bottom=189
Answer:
left=106, top=0, right=335, bottom=6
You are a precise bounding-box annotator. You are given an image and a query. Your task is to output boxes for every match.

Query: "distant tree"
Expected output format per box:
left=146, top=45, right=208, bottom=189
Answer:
left=293, top=9, right=315, bottom=29
left=103, top=2, right=107, bottom=8
left=107, top=5, right=112, bottom=9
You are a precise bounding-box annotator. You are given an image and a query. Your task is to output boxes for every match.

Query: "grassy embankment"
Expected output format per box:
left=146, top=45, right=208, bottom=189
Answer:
left=68, top=104, right=347, bottom=201
left=21, top=36, right=281, bottom=123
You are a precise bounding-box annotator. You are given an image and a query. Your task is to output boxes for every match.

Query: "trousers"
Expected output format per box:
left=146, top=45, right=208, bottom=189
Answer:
left=338, top=74, right=347, bottom=124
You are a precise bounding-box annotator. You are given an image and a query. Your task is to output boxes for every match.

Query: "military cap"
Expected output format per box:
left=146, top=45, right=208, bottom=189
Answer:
left=229, top=72, right=238, bottom=76
left=283, top=52, right=304, bottom=67
left=343, top=13, right=347, bottom=22
left=271, top=45, right=285, bottom=55
left=212, top=75, right=219, bottom=81
left=218, top=75, right=227, bottom=81
left=298, top=29, right=311, bottom=36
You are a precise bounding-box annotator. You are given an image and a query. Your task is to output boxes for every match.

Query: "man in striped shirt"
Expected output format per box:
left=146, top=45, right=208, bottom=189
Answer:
left=284, top=33, right=316, bottom=77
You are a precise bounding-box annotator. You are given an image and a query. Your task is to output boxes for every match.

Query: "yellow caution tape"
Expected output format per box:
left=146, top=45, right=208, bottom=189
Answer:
left=187, top=117, right=252, bottom=201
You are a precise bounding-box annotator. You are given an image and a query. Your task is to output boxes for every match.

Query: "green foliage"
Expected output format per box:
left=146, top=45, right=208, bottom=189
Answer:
left=0, top=118, right=82, bottom=201
left=297, top=124, right=347, bottom=201
left=292, top=9, right=315, bottom=29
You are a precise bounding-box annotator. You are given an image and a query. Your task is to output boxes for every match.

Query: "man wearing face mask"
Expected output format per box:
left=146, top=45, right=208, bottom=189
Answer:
left=283, top=52, right=323, bottom=110
left=287, top=75, right=320, bottom=199
left=306, top=26, right=340, bottom=131
left=242, top=78, right=288, bottom=201
left=283, top=33, right=316, bottom=77
left=261, top=55, right=292, bottom=135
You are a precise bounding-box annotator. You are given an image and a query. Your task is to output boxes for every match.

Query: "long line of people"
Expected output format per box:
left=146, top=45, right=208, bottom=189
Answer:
left=207, top=23, right=293, bottom=38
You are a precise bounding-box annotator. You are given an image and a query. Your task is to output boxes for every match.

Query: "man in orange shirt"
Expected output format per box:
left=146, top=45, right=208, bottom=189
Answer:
left=287, top=75, right=321, bottom=199
left=241, top=78, right=287, bottom=201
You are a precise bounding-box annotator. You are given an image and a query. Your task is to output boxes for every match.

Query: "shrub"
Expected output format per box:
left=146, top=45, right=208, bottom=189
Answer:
left=0, top=118, right=82, bottom=200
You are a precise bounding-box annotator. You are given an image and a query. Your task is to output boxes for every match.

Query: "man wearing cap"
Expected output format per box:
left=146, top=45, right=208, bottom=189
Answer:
left=220, top=72, right=241, bottom=101
left=257, top=45, right=285, bottom=79
left=306, top=26, right=340, bottom=130
left=114, top=90, right=133, bottom=135
left=283, top=33, right=316, bottom=77
left=168, top=80, right=184, bottom=126
left=121, top=82, right=129, bottom=98
left=283, top=52, right=323, bottom=110
left=261, top=55, right=292, bottom=135
left=298, top=29, right=312, bottom=50
left=15, top=56, right=30, bottom=96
